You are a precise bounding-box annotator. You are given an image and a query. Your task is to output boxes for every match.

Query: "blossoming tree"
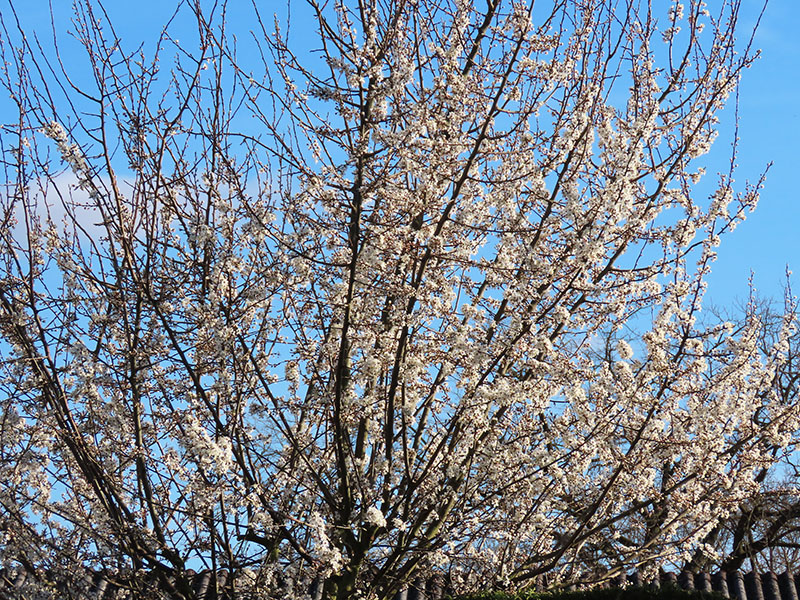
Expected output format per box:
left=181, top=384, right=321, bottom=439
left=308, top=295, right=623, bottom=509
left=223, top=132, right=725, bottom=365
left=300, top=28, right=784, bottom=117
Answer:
left=0, top=0, right=795, bottom=598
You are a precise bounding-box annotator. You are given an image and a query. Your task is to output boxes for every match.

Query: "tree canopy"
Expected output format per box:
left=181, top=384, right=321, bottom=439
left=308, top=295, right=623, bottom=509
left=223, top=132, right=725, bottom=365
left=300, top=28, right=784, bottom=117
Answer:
left=0, top=1, right=795, bottom=599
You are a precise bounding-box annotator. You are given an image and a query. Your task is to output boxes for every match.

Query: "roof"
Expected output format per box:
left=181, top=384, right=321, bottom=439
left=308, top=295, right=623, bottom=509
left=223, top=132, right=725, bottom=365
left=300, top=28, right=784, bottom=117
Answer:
left=3, top=567, right=800, bottom=600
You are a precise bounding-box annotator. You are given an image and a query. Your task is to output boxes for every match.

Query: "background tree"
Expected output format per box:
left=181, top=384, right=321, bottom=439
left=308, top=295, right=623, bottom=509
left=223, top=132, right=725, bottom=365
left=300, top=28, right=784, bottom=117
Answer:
left=673, top=294, right=800, bottom=575
left=575, top=291, right=800, bottom=579
left=0, top=0, right=795, bottom=599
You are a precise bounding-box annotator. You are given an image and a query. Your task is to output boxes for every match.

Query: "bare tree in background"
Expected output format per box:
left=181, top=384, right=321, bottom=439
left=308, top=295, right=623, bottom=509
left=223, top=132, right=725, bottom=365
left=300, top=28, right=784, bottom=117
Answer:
left=0, top=0, right=795, bottom=598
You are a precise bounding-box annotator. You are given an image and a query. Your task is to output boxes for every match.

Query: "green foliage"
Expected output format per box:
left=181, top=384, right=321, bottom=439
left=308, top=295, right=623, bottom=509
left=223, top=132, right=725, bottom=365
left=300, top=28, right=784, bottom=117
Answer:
left=452, top=585, right=727, bottom=600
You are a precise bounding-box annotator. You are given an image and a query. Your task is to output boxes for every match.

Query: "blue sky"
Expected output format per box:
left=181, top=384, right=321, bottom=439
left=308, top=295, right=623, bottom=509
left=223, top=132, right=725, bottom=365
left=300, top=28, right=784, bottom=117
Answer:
left=701, top=1, right=800, bottom=308
left=8, top=0, right=800, bottom=310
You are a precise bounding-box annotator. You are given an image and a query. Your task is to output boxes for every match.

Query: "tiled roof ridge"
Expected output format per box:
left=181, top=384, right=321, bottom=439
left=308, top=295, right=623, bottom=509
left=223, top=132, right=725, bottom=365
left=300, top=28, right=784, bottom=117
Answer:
left=568, top=570, right=800, bottom=600
left=3, top=566, right=800, bottom=599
